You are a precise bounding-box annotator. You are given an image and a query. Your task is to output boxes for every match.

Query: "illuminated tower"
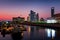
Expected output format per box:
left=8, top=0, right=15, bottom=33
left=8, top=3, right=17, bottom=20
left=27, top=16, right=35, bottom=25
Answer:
left=51, top=7, right=54, bottom=17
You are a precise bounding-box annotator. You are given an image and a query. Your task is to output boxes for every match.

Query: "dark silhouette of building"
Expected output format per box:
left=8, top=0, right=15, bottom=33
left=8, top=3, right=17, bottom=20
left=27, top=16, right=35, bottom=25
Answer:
left=40, top=18, right=44, bottom=21
left=51, top=7, right=55, bottom=17
left=12, top=17, right=25, bottom=24
left=54, top=13, right=60, bottom=23
left=36, top=13, right=39, bottom=21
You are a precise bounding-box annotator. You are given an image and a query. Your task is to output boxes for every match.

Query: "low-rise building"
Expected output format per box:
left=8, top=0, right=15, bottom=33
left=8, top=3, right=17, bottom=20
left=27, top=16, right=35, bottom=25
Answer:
left=54, top=13, right=60, bottom=23
left=12, top=17, right=25, bottom=24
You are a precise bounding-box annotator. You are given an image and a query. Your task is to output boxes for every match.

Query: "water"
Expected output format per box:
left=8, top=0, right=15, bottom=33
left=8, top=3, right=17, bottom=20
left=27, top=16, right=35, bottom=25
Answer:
left=0, top=26, right=60, bottom=40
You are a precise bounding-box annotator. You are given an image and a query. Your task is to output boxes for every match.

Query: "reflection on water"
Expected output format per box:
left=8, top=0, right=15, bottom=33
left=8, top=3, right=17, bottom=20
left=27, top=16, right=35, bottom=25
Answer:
left=0, top=26, right=60, bottom=40
left=23, top=26, right=60, bottom=40
left=52, top=29, right=55, bottom=38
left=23, top=26, right=56, bottom=40
left=45, top=29, right=55, bottom=38
left=28, top=26, right=31, bottom=33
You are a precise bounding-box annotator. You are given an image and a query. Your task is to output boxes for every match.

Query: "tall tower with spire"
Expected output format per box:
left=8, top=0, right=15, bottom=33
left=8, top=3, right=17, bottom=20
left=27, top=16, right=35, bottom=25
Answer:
left=51, top=7, right=55, bottom=17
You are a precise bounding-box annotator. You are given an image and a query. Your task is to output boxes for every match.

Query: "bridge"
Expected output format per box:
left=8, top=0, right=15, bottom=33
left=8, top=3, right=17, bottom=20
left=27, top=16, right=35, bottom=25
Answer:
left=16, top=21, right=60, bottom=30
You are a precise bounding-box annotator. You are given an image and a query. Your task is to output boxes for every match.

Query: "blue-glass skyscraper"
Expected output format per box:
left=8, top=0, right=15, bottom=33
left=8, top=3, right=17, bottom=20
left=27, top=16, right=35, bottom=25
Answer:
left=29, top=10, right=36, bottom=22
left=29, top=10, right=39, bottom=22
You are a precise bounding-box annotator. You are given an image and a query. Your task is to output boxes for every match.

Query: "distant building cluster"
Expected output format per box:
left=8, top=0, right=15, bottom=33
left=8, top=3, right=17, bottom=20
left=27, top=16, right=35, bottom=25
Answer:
left=27, top=10, right=39, bottom=22
left=11, top=7, right=60, bottom=23
left=47, top=7, right=60, bottom=23
left=0, top=7, right=60, bottom=24
left=12, top=17, right=25, bottom=24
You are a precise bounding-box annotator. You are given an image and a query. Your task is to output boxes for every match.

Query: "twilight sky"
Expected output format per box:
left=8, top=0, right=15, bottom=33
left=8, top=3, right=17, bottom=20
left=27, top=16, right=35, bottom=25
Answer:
left=0, top=0, right=60, bottom=20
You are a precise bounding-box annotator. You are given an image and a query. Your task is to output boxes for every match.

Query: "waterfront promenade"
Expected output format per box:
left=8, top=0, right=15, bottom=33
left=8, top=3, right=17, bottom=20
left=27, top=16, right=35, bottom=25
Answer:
left=18, top=21, right=60, bottom=30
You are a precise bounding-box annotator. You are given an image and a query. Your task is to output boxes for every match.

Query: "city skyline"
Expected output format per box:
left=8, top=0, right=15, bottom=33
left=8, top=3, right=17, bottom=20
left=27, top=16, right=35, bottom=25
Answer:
left=0, top=0, right=60, bottom=20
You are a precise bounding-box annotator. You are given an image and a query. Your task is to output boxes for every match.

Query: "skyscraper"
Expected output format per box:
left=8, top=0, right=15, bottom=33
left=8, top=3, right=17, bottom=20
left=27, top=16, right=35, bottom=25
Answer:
left=51, top=7, right=54, bottom=17
left=29, top=10, right=39, bottom=22
left=36, top=13, right=39, bottom=21
left=29, top=10, right=36, bottom=22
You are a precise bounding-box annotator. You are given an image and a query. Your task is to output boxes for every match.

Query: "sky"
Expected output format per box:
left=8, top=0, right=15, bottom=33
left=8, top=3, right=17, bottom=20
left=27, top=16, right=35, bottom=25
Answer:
left=0, top=0, right=60, bottom=21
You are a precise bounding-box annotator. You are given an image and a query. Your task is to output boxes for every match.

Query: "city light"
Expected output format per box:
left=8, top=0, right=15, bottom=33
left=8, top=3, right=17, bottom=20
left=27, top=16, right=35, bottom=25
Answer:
left=45, top=29, right=51, bottom=37
left=52, top=29, right=55, bottom=38
left=47, top=19, right=57, bottom=23
left=6, top=21, right=8, bottom=24
left=45, top=29, right=55, bottom=38
left=47, top=20, right=51, bottom=23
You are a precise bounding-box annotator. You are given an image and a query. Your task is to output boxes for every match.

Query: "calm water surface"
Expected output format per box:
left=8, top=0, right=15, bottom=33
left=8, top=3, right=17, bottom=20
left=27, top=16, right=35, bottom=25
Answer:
left=0, top=26, right=60, bottom=40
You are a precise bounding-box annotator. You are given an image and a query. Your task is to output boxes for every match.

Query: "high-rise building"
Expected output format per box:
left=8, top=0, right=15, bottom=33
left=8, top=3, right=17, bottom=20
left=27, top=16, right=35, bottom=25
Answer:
left=29, top=10, right=36, bottom=22
left=36, top=13, right=39, bottom=21
left=51, top=7, right=54, bottom=17
left=29, top=10, right=39, bottom=22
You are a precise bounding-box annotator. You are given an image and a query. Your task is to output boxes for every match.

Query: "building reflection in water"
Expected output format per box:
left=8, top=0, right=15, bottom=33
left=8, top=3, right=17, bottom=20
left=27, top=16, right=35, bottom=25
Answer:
left=45, top=29, right=55, bottom=38
left=22, top=26, right=31, bottom=40
left=28, top=26, right=31, bottom=33
left=21, top=32, right=24, bottom=37
left=52, top=29, right=55, bottom=38
left=23, top=26, right=57, bottom=40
